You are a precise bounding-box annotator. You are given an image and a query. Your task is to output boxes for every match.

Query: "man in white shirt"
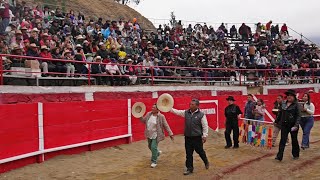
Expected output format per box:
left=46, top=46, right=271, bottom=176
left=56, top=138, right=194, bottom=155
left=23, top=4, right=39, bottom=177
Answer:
left=105, top=60, right=121, bottom=86
left=171, top=99, right=209, bottom=175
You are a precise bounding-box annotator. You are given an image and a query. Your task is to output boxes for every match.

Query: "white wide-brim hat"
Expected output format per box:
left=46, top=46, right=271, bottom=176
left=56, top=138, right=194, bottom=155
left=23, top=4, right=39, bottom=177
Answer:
left=132, top=102, right=146, bottom=118
left=157, top=93, right=174, bottom=112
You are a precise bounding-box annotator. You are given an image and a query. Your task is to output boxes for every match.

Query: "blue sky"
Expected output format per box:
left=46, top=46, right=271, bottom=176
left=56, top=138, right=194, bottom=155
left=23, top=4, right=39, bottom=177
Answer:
left=130, top=0, right=320, bottom=44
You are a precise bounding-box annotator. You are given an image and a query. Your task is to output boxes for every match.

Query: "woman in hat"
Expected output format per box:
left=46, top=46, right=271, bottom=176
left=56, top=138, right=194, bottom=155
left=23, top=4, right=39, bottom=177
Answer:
left=275, top=89, right=301, bottom=161
left=140, top=104, right=174, bottom=168
left=224, top=96, right=243, bottom=149
left=300, top=93, right=315, bottom=150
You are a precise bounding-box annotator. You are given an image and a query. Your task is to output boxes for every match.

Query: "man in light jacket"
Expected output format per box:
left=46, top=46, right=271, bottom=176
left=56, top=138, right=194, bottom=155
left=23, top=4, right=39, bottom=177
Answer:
left=140, top=104, right=174, bottom=168
left=171, top=99, right=209, bottom=175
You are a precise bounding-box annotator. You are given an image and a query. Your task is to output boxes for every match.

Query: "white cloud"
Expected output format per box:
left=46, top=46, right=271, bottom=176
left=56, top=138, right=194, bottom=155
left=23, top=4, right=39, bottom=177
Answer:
left=132, top=0, right=320, bottom=39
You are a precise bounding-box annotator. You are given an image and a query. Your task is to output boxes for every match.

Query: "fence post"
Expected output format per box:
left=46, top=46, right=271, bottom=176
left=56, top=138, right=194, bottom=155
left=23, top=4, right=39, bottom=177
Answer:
left=264, top=69, right=267, bottom=85
left=151, top=67, right=154, bottom=86
left=239, top=70, right=242, bottom=86
left=37, top=102, right=45, bottom=163
left=204, top=70, right=208, bottom=86
left=312, top=69, right=315, bottom=84
left=88, top=63, right=91, bottom=86
left=0, top=55, right=3, bottom=85
left=127, top=99, right=132, bottom=143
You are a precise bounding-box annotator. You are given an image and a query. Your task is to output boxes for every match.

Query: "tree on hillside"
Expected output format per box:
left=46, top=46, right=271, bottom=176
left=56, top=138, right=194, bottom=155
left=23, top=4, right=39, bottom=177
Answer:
left=115, top=0, right=141, bottom=5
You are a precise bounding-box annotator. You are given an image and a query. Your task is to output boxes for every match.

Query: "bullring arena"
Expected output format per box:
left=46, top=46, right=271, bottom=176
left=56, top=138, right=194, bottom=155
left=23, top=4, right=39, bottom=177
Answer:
left=0, top=85, right=320, bottom=180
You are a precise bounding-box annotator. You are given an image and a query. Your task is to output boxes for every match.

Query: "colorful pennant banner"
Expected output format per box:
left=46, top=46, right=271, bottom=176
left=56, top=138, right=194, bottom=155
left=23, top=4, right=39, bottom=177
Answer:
left=239, top=122, right=273, bottom=149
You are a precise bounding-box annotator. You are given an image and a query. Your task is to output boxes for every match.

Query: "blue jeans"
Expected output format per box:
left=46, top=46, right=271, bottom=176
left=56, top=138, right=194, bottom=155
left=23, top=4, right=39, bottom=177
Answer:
left=255, top=116, right=264, bottom=126
left=300, top=116, right=314, bottom=147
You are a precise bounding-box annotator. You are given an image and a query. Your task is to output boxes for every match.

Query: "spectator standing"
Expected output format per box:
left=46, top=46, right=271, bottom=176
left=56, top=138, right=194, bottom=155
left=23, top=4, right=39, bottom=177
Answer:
left=224, top=96, right=242, bottom=149
left=300, top=93, right=315, bottom=150
left=244, top=94, right=256, bottom=123
left=0, top=1, right=10, bottom=35
left=253, top=99, right=266, bottom=124
left=275, top=90, right=301, bottom=161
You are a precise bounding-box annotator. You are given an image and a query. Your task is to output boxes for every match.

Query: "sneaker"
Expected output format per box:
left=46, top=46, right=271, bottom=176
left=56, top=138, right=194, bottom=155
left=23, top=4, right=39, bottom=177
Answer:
left=183, top=170, right=193, bottom=175
left=233, top=145, right=239, bottom=149
left=158, top=150, right=162, bottom=157
left=225, top=145, right=232, bottom=149
left=151, top=163, right=157, bottom=168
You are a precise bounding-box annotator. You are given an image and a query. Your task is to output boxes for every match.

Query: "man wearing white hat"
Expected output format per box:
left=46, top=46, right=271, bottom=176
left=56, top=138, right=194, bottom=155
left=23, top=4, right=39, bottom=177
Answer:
left=170, top=99, right=209, bottom=175
left=140, top=104, right=174, bottom=168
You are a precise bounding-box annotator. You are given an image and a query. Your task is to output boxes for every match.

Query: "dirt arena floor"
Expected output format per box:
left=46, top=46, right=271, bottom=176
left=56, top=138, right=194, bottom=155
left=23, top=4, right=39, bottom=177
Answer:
left=1, top=122, right=320, bottom=180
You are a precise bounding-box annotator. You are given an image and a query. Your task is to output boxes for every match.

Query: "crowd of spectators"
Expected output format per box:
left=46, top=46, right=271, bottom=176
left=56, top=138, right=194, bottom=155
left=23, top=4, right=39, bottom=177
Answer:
left=1, top=1, right=320, bottom=86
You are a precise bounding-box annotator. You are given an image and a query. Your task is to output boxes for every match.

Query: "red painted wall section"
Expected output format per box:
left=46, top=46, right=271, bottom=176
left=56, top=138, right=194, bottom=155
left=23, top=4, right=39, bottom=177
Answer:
left=311, top=93, right=320, bottom=120
left=0, top=93, right=85, bottom=104
left=217, top=90, right=242, bottom=96
left=158, top=90, right=211, bottom=99
left=0, top=103, right=38, bottom=160
left=94, top=92, right=152, bottom=101
left=0, top=157, right=37, bottom=173
left=43, top=100, right=128, bottom=149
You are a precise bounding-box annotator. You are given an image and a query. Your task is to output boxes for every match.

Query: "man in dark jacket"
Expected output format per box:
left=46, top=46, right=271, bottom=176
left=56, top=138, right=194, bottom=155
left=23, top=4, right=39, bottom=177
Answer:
left=272, top=95, right=289, bottom=147
left=49, top=20, right=60, bottom=35
left=275, top=89, right=301, bottom=161
left=171, top=99, right=209, bottom=175
left=96, top=43, right=109, bottom=60
left=91, top=56, right=107, bottom=85
left=224, top=96, right=242, bottom=149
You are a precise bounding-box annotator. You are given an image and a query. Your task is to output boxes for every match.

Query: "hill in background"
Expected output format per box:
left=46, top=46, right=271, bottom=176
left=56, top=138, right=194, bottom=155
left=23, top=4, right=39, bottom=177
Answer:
left=20, top=0, right=155, bottom=30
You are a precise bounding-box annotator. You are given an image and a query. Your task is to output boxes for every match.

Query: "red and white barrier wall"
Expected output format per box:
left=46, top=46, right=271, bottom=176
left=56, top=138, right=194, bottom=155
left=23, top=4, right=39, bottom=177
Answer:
left=1, top=92, right=320, bottom=173
left=0, top=86, right=247, bottom=104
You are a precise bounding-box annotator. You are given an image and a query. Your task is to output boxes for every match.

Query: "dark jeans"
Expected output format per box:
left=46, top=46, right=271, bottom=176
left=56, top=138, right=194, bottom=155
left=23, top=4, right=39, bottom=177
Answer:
left=276, top=126, right=300, bottom=160
left=300, top=116, right=314, bottom=148
left=109, top=72, right=120, bottom=86
left=185, top=136, right=208, bottom=171
left=225, top=120, right=239, bottom=147
left=93, top=74, right=107, bottom=85
left=257, top=65, right=266, bottom=77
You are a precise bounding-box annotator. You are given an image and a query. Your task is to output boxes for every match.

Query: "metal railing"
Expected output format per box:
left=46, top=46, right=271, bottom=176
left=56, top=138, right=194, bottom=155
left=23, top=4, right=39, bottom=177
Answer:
left=1, top=54, right=320, bottom=86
